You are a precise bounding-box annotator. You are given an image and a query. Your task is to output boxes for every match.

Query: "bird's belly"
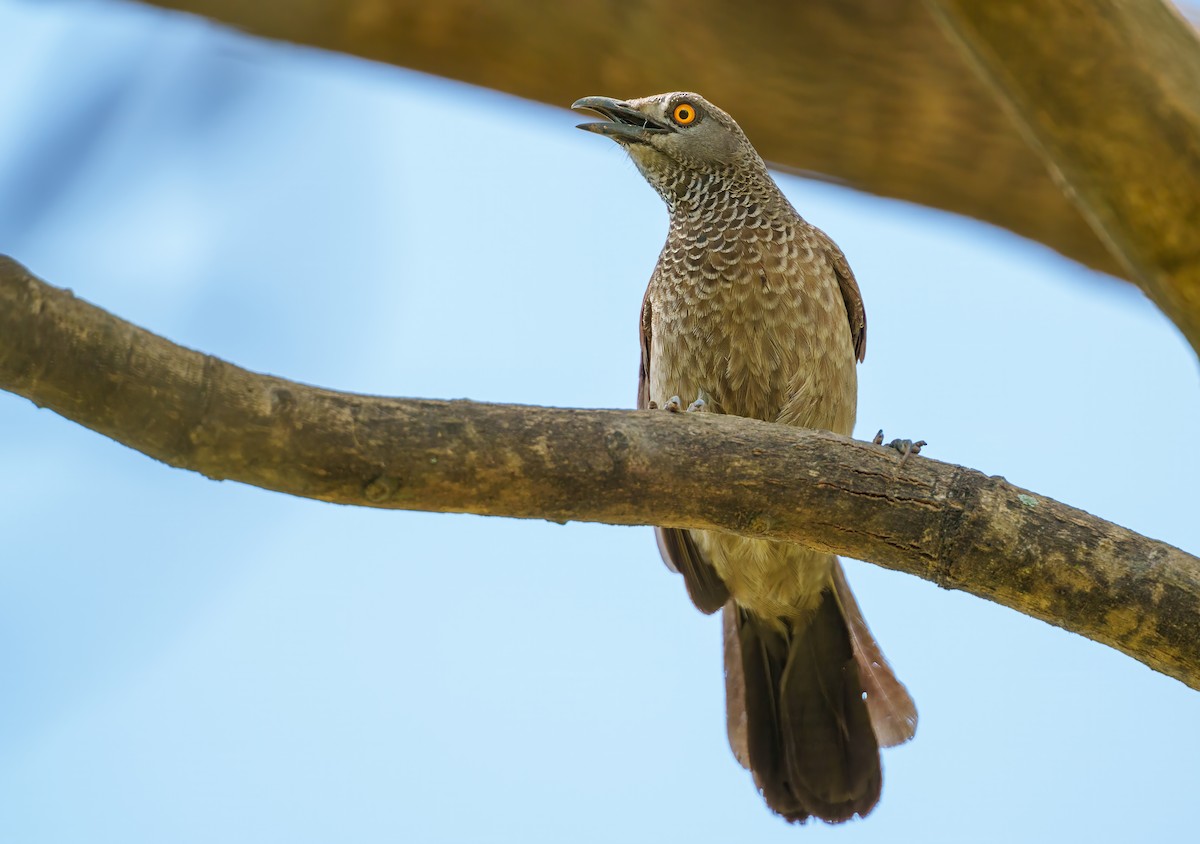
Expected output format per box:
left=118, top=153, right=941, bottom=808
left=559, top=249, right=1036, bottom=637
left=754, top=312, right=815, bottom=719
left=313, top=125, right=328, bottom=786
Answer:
left=647, top=274, right=857, bottom=619
left=648, top=278, right=857, bottom=433
left=697, top=531, right=835, bottom=621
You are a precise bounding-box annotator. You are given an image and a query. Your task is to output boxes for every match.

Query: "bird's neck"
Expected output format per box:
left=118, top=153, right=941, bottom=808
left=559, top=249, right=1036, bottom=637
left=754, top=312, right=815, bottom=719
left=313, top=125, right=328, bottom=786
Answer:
left=661, top=163, right=794, bottom=230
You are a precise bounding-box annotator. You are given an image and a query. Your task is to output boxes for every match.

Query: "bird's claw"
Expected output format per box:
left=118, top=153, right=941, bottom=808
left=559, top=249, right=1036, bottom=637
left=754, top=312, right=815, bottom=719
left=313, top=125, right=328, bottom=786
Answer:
left=874, top=429, right=927, bottom=466
left=661, top=390, right=711, bottom=413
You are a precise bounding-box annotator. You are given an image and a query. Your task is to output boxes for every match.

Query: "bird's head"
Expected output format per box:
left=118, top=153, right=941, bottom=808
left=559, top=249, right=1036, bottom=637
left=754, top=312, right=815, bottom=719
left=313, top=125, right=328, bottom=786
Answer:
left=572, top=92, right=766, bottom=204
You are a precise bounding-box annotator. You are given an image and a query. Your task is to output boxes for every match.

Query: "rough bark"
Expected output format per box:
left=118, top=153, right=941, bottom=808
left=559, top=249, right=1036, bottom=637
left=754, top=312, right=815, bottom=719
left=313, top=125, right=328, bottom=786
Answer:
left=3, top=254, right=1198, bottom=689
left=926, top=0, right=1200, bottom=361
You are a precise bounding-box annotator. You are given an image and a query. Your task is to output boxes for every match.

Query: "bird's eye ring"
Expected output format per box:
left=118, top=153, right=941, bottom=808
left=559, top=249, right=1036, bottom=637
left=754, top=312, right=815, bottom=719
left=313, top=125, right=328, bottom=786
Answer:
left=672, top=102, right=697, bottom=126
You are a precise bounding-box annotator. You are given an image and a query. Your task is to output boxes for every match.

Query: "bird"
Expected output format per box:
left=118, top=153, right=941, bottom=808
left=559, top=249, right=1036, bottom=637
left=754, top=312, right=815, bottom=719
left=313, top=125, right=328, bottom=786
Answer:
left=572, top=92, right=917, bottom=823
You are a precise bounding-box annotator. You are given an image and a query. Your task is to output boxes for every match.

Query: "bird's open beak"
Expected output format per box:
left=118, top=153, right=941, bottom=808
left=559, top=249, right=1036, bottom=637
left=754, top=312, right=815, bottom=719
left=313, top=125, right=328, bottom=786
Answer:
left=571, top=96, right=671, bottom=142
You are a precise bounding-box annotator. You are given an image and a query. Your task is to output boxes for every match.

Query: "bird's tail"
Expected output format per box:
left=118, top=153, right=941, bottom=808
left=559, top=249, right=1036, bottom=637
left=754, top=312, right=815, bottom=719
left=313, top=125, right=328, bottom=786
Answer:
left=723, top=562, right=916, bottom=823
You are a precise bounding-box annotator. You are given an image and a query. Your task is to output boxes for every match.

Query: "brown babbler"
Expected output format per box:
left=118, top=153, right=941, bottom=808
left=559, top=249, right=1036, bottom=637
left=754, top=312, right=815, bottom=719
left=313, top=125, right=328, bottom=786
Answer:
left=573, top=92, right=917, bottom=824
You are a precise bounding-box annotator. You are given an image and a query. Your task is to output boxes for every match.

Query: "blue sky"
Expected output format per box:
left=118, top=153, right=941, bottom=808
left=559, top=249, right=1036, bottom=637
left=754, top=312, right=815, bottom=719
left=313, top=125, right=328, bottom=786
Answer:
left=2, top=2, right=1199, bottom=842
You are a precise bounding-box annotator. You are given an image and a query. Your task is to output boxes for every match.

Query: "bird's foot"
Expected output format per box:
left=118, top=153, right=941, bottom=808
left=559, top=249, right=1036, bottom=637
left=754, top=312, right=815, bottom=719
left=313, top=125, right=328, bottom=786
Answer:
left=687, top=388, right=712, bottom=413
left=873, top=429, right=927, bottom=466
left=659, top=390, right=710, bottom=413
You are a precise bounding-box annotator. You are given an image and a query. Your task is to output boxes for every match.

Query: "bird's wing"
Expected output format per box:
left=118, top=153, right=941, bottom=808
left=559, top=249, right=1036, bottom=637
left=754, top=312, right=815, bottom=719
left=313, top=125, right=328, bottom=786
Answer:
left=637, top=286, right=653, bottom=412
left=814, top=230, right=867, bottom=363
left=654, top=528, right=729, bottom=614
left=640, top=290, right=730, bottom=615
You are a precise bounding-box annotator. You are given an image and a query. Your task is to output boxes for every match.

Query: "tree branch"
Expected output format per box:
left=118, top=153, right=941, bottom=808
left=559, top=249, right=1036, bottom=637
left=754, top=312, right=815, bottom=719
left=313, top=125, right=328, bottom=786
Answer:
left=3, top=254, right=1198, bottom=688
left=925, top=0, right=1200, bottom=360
left=132, top=0, right=1124, bottom=282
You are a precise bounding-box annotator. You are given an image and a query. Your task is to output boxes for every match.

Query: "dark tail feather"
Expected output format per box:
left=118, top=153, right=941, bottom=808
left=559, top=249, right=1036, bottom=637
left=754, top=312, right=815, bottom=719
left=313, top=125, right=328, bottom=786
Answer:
left=726, top=590, right=882, bottom=823
left=831, top=563, right=918, bottom=748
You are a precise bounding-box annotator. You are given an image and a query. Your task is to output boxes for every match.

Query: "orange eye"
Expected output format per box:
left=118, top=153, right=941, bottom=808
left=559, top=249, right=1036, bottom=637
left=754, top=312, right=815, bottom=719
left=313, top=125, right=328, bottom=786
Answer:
left=672, top=102, right=697, bottom=126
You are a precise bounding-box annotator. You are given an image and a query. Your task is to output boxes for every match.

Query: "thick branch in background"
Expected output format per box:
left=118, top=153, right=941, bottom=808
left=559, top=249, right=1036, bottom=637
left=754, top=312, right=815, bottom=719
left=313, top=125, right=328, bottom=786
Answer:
left=132, top=0, right=1121, bottom=281
left=128, top=0, right=1200, bottom=356
left=4, top=254, right=1199, bottom=688
left=926, top=0, right=1200, bottom=363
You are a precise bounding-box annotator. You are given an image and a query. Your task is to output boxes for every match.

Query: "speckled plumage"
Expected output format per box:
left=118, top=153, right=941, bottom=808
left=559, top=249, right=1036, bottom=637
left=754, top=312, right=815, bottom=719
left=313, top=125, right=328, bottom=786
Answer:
left=574, top=92, right=914, bottom=824
left=643, top=127, right=859, bottom=620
